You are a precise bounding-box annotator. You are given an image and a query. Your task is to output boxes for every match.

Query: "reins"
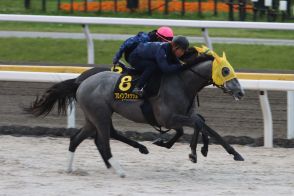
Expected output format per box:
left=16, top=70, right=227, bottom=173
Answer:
left=187, top=66, right=226, bottom=90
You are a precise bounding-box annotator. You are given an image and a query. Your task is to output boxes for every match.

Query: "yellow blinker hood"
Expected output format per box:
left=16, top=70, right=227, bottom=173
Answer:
left=211, top=52, right=236, bottom=86
left=194, top=45, right=237, bottom=86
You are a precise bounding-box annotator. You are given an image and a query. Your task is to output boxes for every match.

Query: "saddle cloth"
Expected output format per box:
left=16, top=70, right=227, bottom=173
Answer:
left=112, top=62, right=140, bottom=100
left=112, top=62, right=162, bottom=100
left=113, top=74, right=140, bottom=100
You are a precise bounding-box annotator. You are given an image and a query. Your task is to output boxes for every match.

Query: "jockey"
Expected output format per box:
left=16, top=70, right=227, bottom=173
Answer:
left=128, top=36, right=189, bottom=96
left=112, top=26, right=174, bottom=65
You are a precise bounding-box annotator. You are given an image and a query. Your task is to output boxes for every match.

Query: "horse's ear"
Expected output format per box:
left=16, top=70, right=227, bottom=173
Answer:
left=222, top=52, right=227, bottom=60
left=195, top=46, right=203, bottom=53
left=195, top=45, right=209, bottom=54
left=212, top=51, right=222, bottom=63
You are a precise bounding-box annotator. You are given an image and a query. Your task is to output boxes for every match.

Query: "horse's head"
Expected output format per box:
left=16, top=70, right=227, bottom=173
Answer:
left=181, top=45, right=244, bottom=100
left=210, top=51, right=245, bottom=100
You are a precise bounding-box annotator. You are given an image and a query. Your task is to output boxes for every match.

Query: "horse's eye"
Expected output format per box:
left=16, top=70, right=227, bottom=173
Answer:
left=222, top=67, right=230, bottom=77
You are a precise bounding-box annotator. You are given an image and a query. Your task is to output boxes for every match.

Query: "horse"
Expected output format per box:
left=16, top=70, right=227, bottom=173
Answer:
left=25, top=48, right=245, bottom=177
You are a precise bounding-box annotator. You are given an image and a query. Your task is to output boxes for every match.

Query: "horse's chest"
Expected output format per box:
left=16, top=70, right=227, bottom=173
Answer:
left=151, top=96, right=188, bottom=124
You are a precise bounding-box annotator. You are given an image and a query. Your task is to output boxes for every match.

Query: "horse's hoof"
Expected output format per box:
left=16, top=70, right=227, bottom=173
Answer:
left=189, top=154, right=197, bottom=163
left=139, top=146, right=149, bottom=154
left=66, top=168, right=73, bottom=173
left=119, top=173, right=126, bottom=178
left=234, top=153, right=244, bottom=161
left=153, top=138, right=165, bottom=147
left=201, top=147, right=208, bottom=157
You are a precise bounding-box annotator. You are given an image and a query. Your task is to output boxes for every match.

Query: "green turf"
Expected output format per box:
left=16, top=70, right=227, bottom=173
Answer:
left=0, top=38, right=293, bottom=71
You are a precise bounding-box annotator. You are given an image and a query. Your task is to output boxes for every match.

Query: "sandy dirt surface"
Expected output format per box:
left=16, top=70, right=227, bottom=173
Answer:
left=0, top=136, right=293, bottom=196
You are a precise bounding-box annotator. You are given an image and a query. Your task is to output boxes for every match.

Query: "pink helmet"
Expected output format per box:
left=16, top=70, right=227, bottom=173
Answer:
left=156, top=26, right=174, bottom=42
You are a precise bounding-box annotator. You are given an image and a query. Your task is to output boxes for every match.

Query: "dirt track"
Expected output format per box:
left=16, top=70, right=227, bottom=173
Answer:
left=0, top=136, right=293, bottom=196
left=0, top=80, right=290, bottom=143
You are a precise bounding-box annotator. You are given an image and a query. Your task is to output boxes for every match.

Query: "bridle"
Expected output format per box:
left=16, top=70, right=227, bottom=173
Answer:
left=186, top=66, right=231, bottom=94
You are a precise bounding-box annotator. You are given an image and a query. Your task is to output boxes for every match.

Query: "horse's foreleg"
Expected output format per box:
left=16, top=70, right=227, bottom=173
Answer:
left=153, top=128, right=183, bottom=149
left=201, top=132, right=209, bottom=157
left=202, top=123, right=244, bottom=161
left=189, top=127, right=200, bottom=163
left=110, top=123, right=149, bottom=154
left=170, top=114, right=204, bottom=163
left=196, top=114, right=209, bottom=157
left=170, top=114, right=244, bottom=161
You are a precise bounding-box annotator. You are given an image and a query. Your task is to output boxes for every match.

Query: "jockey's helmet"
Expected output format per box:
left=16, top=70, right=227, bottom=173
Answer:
left=156, top=26, right=174, bottom=42
left=173, top=36, right=189, bottom=50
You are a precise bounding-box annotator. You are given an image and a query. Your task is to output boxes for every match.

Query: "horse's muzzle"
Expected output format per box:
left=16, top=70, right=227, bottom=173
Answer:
left=224, top=78, right=245, bottom=101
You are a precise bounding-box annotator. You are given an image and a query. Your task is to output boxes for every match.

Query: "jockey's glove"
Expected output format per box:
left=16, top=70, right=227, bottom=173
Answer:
left=112, top=56, right=119, bottom=65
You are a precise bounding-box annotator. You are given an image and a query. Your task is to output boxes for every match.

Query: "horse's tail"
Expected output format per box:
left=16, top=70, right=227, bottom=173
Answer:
left=24, top=78, right=79, bottom=117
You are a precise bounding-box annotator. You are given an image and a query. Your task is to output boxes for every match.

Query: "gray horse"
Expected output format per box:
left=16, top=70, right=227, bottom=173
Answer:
left=26, top=50, right=244, bottom=177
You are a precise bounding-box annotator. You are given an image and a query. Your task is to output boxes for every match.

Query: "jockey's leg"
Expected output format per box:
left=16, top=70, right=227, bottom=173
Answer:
left=129, top=58, right=157, bottom=93
left=135, top=63, right=157, bottom=89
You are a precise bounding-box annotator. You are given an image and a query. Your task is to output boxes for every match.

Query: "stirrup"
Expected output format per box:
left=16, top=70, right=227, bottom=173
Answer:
left=132, top=87, right=144, bottom=97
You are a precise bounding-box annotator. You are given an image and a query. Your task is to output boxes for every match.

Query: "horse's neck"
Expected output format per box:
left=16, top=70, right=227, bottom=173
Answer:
left=151, top=61, right=212, bottom=117
left=180, top=61, right=212, bottom=97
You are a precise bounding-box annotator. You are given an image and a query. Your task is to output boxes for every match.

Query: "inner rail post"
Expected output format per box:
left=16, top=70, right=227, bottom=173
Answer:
left=67, top=101, right=76, bottom=128
left=287, top=91, right=294, bottom=139
left=82, top=24, right=94, bottom=64
left=259, top=90, right=273, bottom=147
left=201, top=28, right=213, bottom=50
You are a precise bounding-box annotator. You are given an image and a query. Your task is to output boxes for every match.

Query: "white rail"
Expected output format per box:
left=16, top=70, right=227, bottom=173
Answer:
left=0, top=70, right=294, bottom=148
left=1, top=14, right=294, bottom=29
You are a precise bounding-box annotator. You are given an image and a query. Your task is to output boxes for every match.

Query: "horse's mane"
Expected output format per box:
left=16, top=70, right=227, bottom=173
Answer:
left=180, top=47, right=214, bottom=70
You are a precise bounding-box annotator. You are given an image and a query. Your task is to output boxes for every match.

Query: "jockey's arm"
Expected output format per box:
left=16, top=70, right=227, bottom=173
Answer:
left=113, top=36, right=136, bottom=64
left=113, top=32, right=150, bottom=64
left=156, top=47, right=182, bottom=73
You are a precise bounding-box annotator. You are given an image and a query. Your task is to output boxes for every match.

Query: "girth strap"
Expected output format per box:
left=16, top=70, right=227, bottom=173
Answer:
left=140, top=100, right=171, bottom=134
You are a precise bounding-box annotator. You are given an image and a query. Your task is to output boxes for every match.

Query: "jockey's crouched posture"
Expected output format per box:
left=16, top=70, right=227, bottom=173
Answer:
left=128, top=36, right=189, bottom=96
left=112, top=26, right=174, bottom=65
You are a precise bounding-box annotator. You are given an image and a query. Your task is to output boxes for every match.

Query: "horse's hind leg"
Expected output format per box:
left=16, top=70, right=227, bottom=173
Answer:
left=67, top=119, right=95, bottom=173
left=110, top=123, right=149, bottom=154
left=88, top=107, right=126, bottom=177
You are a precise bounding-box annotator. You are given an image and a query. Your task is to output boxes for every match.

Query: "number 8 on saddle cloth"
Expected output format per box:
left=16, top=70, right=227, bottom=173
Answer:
left=112, top=62, right=141, bottom=100
left=111, top=61, right=161, bottom=101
